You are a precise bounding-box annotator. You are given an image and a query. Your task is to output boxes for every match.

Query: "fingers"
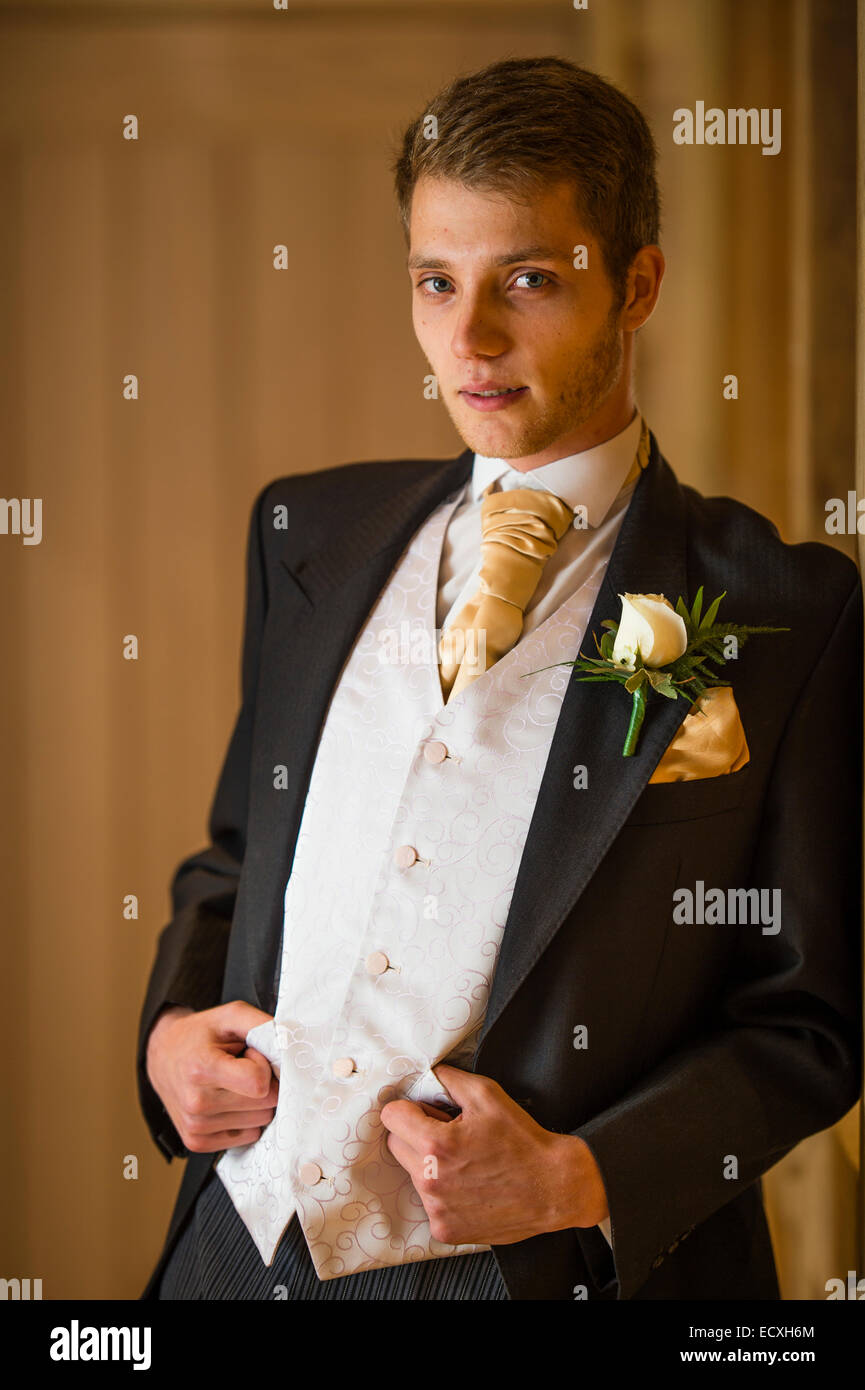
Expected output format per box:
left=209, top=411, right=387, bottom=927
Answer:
left=147, top=1001, right=284, bottom=1154
left=184, top=1126, right=266, bottom=1154
left=175, top=1068, right=278, bottom=1151
left=380, top=1098, right=454, bottom=1148
left=201, top=1042, right=276, bottom=1101
left=207, top=1073, right=280, bottom=1111
left=184, top=1106, right=277, bottom=1138
left=384, top=1130, right=417, bottom=1174
left=418, top=1101, right=457, bottom=1122
left=179, top=1054, right=278, bottom=1152
left=198, top=1002, right=278, bottom=1100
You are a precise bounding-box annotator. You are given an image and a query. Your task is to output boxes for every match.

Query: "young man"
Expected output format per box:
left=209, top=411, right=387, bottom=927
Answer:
left=138, top=57, right=862, bottom=1301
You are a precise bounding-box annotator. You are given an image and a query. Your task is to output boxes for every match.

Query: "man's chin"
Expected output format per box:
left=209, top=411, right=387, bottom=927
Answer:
left=448, top=404, right=544, bottom=462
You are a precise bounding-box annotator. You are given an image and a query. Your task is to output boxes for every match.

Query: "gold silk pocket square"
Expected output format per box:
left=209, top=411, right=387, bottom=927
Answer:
left=649, top=686, right=750, bottom=784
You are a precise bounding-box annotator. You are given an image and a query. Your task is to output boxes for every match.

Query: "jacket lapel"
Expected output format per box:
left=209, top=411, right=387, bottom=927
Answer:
left=284, top=454, right=473, bottom=608
left=476, top=430, right=694, bottom=1045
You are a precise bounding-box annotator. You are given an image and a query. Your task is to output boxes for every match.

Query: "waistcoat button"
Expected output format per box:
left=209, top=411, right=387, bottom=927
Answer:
left=365, top=951, right=389, bottom=975
left=423, top=741, right=448, bottom=764
left=299, top=1161, right=322, bottom=1186
left=393, top=844, right=418, bottom=868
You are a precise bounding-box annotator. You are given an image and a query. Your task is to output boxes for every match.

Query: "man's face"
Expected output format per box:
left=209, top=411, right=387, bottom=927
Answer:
left=407, top=175, right=626, bottom=465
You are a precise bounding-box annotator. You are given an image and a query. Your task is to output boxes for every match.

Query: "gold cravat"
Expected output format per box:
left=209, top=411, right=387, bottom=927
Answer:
left=438, top=419, right=650, bottom=704
left=438, top=485, right=575, bottom=703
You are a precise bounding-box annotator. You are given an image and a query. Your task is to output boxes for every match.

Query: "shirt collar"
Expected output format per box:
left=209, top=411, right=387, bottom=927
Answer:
left=468, top=410, right=644, bottom=528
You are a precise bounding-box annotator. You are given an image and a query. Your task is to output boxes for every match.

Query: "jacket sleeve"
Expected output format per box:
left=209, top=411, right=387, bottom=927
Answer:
left=135, top=480, right=272, bottom=1161
left=572, top=573, right=864, bottom=1299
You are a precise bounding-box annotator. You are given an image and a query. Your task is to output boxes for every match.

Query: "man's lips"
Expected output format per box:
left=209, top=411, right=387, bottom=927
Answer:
left=458, top=384, right=529, bottom=412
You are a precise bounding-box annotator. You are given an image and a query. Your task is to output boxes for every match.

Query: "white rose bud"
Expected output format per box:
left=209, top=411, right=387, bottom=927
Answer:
left=611, top=593, right=688, bottom=671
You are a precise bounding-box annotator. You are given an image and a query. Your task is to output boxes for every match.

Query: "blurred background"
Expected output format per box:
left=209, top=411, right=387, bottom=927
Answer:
left=0, top=0, right=860, bottom=1299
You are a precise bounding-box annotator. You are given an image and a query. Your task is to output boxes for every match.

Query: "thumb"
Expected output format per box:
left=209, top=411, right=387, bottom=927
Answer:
left=206, top=1044, right=275, bottom=1100
left=206, top=1002, right=276, bottom=1099
left=432, top=1064, right=482, bottom=1110
left=212, top=1000, right=274, bottom=1044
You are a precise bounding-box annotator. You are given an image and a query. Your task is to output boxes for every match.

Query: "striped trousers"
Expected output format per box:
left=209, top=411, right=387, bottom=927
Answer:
left=157, top=1169, right=510, bottom=1300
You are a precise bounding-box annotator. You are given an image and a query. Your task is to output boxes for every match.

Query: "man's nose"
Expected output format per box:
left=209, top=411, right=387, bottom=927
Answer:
left=449, top=296, right=510, bottom=359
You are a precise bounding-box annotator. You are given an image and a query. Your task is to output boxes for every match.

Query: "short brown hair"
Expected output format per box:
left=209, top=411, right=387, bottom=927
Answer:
left=392, top=55, right=660, bottom=305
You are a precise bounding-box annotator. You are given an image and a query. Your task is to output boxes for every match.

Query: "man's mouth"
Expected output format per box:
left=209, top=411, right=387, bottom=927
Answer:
left=465, top=386, right=523, bottom=396
left=459, top=384, right=529, bottom=411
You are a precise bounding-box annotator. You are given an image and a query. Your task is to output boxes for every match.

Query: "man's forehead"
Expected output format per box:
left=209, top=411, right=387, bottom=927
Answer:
left=407, top=177, right=591, bottom=265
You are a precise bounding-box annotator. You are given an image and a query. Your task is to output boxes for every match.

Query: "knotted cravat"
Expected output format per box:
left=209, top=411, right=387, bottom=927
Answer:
left=438, top=483, right=575, bottom=702
left=438, top=420, right=651, bottom=703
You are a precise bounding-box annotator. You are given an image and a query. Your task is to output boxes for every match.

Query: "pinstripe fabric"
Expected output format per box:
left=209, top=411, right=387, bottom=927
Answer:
left=158, top=1169, right=509, bottom=1300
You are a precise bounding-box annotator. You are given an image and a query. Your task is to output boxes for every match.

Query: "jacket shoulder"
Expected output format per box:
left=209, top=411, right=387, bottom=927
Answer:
left=261, top=455, right=451, bottom=502
left=247, top=453, right=458, bottom=544
left=247, top=455, right=466, bottom=567
left=677, top=476, right=861, bottom=619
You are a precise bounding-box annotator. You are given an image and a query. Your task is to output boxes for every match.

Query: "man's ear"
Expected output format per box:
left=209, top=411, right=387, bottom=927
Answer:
left=620, top=245, right=665, bottom=332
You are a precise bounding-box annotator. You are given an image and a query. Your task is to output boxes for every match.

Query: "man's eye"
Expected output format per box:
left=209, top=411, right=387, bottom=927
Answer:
left=419, top=276, right=453, bottom=295
left=513, top=271, right=549, bottom=289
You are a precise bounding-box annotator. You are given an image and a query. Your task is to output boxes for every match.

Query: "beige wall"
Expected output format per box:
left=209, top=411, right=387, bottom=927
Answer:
left=0, top=0, right=859, bottom=1299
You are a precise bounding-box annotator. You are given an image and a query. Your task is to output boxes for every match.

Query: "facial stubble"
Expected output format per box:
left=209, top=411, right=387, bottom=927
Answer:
left=443, top=303, right=624, bottom=461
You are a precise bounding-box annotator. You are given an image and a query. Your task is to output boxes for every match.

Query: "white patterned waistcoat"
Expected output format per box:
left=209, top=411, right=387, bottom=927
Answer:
left=215, top=484, right=606, bottom=1280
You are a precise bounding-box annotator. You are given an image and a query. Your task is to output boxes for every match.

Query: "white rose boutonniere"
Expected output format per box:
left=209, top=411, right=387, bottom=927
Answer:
left=523, top=587, right=788, bottom=757
left=610, top=593, right=688, bottom=671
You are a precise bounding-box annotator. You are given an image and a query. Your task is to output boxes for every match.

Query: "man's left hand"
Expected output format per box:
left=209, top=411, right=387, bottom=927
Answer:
left=380, top=1065, right=609, bottom=1246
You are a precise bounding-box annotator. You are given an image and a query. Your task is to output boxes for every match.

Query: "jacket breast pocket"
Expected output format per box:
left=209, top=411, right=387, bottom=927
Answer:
left=625, top=765, right=752, bottom=826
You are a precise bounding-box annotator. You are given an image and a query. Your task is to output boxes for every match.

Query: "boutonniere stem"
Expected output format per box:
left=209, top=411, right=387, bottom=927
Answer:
left=623, top=683, right=648, bottom=757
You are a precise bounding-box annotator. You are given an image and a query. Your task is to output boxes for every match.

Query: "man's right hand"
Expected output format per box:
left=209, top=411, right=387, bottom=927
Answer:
left=145, top=1001, right=280, bottom=1153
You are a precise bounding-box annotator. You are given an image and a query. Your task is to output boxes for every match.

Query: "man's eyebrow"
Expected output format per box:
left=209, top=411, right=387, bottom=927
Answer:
left=406, top=245, right=567, bottom=271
